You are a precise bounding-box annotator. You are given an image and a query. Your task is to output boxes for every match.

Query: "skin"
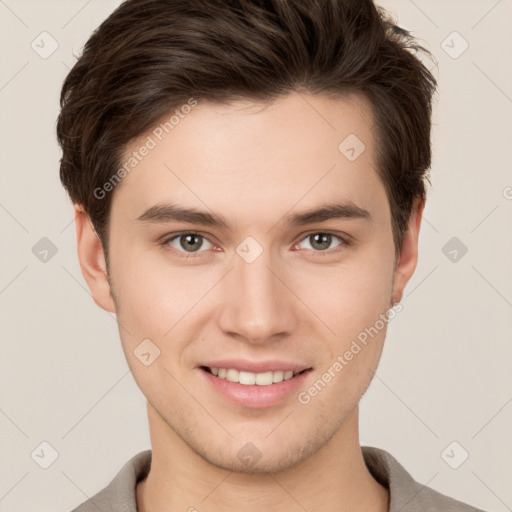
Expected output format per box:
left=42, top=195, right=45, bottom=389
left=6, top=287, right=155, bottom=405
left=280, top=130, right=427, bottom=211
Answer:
left=75, top=91, right=423, bottom=512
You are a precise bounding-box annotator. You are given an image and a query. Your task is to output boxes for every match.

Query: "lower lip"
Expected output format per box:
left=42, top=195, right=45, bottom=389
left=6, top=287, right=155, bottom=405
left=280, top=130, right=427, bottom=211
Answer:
left=199, top=368, right=312, bottom=408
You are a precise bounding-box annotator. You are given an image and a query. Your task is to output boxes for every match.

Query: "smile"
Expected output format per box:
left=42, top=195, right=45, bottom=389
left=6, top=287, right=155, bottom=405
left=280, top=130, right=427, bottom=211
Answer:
left=201, top=366, right=309, bottom=386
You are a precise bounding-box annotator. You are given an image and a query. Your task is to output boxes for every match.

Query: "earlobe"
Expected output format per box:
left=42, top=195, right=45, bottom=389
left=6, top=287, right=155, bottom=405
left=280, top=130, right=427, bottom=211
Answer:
left=74, top=205, right=117, bottom=313
left=391, top=196, right=425, bottom=305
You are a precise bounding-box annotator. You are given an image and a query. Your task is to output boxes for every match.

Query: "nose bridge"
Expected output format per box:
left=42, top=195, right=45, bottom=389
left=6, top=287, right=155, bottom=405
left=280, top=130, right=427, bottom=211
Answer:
left=217, top=242, right=296, bottom=342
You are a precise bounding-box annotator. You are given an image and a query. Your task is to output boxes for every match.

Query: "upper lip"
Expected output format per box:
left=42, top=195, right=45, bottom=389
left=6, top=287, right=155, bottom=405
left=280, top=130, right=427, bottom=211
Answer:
left=199, top=359, right=312, bottom=373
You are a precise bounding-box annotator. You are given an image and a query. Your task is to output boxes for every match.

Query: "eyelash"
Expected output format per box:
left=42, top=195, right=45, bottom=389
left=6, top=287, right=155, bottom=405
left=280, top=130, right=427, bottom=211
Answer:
left=160, top=231, right=351, bottom=260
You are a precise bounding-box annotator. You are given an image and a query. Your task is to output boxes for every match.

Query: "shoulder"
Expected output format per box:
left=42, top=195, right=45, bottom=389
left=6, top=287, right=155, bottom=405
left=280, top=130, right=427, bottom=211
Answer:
left=362, top=446, right=487, bottom=512
left=70, top=450, right=152, bottom=512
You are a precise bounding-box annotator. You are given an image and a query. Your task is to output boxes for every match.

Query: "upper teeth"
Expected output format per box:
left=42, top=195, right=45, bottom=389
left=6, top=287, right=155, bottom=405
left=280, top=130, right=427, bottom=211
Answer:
left=209, top=367, right=297, bottom=386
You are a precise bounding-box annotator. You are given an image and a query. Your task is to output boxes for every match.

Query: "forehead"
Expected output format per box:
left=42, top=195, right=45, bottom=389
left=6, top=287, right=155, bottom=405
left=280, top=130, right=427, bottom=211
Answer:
left=110, top=91, right=388, bottom=231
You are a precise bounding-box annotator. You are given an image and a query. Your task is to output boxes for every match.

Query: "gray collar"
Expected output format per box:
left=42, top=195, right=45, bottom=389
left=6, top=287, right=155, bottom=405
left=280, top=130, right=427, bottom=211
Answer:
left=72, top=446, right=483, bottom=511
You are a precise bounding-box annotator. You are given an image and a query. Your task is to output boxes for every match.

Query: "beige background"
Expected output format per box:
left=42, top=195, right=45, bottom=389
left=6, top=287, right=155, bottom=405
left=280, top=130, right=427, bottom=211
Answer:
left=1, top=0, right=511, bottom=511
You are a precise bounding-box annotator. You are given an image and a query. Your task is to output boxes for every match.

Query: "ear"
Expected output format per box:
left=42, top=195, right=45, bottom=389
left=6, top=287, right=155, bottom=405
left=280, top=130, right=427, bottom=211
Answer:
left=74, top=205, right=116, bottom=313
left=391, top=196, right=425, bottom=304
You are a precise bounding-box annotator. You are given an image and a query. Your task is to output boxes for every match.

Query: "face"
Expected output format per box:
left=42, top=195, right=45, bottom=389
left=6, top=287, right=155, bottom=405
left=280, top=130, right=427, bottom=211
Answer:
left=79, top=92, right=421, bottom=473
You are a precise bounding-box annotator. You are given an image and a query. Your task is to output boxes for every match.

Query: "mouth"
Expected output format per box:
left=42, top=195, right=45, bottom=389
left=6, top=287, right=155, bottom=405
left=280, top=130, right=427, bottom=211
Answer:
left=199, top=366, right=312, bottom=386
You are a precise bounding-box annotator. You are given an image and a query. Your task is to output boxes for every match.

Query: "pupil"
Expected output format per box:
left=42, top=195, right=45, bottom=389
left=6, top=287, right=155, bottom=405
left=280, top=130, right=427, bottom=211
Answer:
left=182, top=234, right=202, bottom=252
left=312, top=233, right=330, bottom=251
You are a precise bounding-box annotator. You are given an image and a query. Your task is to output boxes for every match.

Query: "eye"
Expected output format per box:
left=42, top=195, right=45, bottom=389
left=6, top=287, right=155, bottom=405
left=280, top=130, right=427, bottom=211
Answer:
left=161, top=230, right=350, bottom=259
left=163, top=232, right=214, bottom=255
left=294, top=232, right=348, bottom=253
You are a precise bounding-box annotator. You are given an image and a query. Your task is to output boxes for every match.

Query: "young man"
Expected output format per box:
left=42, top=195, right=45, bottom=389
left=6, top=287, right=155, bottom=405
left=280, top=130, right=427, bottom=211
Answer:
left=57, top=0, right=485, bottom=511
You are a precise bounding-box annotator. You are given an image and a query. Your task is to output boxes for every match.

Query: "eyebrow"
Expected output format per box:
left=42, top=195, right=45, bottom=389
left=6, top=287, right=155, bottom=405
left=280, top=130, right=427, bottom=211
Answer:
left=135, top=201, right=371, bottom=230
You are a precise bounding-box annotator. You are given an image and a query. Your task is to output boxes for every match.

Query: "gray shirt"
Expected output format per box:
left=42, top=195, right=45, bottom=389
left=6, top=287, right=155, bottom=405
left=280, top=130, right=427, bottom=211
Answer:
left=71, top=446, right=485, bottom=511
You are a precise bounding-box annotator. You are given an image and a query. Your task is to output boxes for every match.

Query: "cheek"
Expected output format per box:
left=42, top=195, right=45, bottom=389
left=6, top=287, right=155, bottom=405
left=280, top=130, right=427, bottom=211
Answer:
left=295, top=248, right=395, bottom=347
left=110, top=258, right=204, bottom=394
left=296, top=258, right=395, bottom=409
left=109, top=247, right=219, bottom=348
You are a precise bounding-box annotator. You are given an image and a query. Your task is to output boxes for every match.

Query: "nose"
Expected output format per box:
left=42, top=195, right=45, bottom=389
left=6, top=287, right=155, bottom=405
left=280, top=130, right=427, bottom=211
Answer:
left=216, top=245, right=298, bottom=344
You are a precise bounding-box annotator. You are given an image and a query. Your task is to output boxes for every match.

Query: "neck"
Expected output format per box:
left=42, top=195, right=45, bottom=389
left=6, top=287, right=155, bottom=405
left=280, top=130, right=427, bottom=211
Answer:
left=137, top=403, right=389, bottom=512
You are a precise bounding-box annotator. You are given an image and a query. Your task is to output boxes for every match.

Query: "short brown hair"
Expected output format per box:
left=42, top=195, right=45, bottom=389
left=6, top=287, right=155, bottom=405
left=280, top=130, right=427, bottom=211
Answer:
left=57, top=0, right=437, bottom=264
